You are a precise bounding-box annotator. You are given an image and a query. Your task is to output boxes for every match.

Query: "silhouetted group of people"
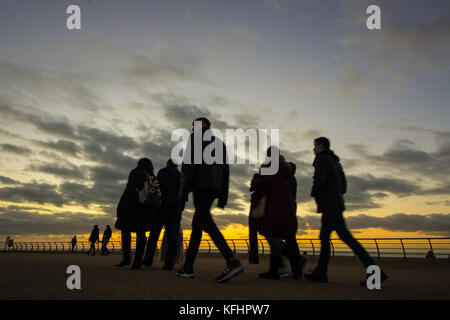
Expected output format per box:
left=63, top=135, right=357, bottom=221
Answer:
left=110, top=117, right=389, bottom=285
left=84, top=225, right=112, bottom=256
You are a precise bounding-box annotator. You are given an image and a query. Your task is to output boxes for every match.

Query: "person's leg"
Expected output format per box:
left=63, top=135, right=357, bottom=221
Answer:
left=143, top=220, right=163, bottom=267
left=196, top=189, right=234, bottom=263
left=131, top=231, right=147, bottom=270
left=164, top=205, right=181, bottom=269
left=283, top=235, right=305, bottom=279
left=315, top=212, right=334, bottom=275
left=259, top=236, right=284, bottom=279
left=116, top=231, right=132, bottom=266
left=183, top=208, right=204, bottom=267
left=334, top=211, right=376, bottom=268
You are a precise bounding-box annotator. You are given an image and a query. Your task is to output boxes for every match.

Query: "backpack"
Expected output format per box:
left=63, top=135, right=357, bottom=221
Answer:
left=137, top=173, right=162, bottom=208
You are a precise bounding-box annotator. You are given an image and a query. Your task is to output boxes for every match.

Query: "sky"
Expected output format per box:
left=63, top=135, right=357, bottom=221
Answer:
left=0, top=0, right=449, bottom=242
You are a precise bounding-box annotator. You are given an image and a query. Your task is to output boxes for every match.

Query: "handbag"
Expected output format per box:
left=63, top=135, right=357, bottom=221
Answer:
left=251, top=197, right=266, bottom=218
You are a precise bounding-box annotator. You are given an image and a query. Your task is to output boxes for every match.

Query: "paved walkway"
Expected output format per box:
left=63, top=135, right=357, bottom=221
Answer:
left=1, top=253, right=449, bottom=299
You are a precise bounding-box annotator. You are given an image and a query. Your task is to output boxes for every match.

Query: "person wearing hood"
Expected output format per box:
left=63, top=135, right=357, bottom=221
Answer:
left=304, top=137, right=389, bottom=285
left=143, top=159, right=182, bottom=270
left=250, top=147, right=305, bottom=280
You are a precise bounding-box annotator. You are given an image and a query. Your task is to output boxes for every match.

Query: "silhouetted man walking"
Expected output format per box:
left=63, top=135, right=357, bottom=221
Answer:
left=71, top=235, right=77, bottom=253
left=304, top=137, right=388, bottom=285
left=87, top=225, right=99, bottom=256
left=101, top=225, right=112, bottom=255
left=176, top=117, right=243, bottom=283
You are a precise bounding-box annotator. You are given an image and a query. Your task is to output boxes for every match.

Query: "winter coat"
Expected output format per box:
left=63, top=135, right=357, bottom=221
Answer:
left=311, top=149, right=347, bottom=212
left=157, top=166, right=181, bottom=206
left=251, top=161, right=298, bottom=237
left=180, top=129, right=229, bottom=207
left=116, top=168, right=156, bottom=232
left=89, top=227, right=99, bottom=243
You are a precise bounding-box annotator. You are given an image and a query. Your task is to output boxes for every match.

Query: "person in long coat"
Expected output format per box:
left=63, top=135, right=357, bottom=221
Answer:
left=250, top=149, right=305, bottom=279
left=115, top=158, right=156, bottom=270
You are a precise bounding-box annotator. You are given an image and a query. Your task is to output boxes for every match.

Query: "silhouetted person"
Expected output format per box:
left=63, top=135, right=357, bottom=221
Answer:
left=71, top=235, right=77, bottom=253
left=115, top=158, right=157, bottom=270
left=288, top=162, right=297, bottom=204
left=101, top=225, right=112, bottom=255
left=87, top=225, right=99, bottom=256
left=176, top=117, right=243, bottom=282
left=143, top=159, right=182, bottom=270
left=251, top=149, right=305, bottom=280
left=304, top=137, right=388, bottom=285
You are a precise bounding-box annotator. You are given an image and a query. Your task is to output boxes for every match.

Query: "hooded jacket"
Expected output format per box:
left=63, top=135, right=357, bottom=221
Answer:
left=157, top=165, right=181, bottom=206
left=311, top=149, right=347, bottom=212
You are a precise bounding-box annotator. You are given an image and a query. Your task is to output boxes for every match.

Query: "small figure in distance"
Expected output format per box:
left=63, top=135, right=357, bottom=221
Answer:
left=87, top=225, right=99, bottom=256
left=71, top=235, right=77, bottom=253
left=101, top=225, right=112, bottom=256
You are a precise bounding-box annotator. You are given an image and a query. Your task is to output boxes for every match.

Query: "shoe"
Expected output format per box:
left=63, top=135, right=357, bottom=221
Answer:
left=142, top=257, right=153, bottom=267
left=360, top=269, right=389, bottom=287
left=215, top=260, right=244, bottom=283
left=290, top=256, right=306, bottom=280
left=304, top=268, right=328, bottom=283
left=130, top=259, right=142, bottom=270
left=260, top=255, right=281, bottom=280
left=115, top=258, right=131, bottom=267
left=176, top=265, right=194, bottom=278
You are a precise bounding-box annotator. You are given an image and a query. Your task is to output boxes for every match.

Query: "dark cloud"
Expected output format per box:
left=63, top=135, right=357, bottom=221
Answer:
left=0, top=176, right=19, bottom=185
left=28, top=163, right=86, bottom=181
left=0, top=143, right=31, bottom=155
left=299, top=213, right=450, bottom=235
left=35, top=140, right=81, bottom=157
left=0, top=182, right=65, bottom=206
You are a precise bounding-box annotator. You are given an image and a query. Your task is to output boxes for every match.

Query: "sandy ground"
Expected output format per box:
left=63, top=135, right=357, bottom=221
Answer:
left=0, top=253, right=449, bottom=300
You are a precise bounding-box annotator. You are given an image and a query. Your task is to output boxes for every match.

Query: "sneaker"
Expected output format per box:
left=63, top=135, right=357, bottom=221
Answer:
left=360, top=269, right=389, bottom=287
left=176, top=265, right=194, bottom=278
left=215, top=260, right=244, bottom=283
left=304, top=268, right=329, bottom=283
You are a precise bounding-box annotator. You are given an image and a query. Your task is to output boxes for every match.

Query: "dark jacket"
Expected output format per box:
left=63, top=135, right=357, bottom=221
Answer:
left=116, top=168, right=156, bottom=232
left=311, top=149, right=347, bottom=213
left=251, top=161, right=298, bottom=237
left=157, top=166, right=181, bottom=206
left=289, top=162, right=297, bottom=202
left=103, top=227, right=112, bottom=241
left=89, top=227, right=99, bottom=243
left=180, top=129, right=229, bottom=207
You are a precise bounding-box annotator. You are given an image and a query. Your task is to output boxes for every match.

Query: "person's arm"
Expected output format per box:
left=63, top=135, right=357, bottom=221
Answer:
left=339, top=163, right=347, bottom=195
left=311, top=156, right=329, bottom=197
left=179, top=135, right=195, bottom=203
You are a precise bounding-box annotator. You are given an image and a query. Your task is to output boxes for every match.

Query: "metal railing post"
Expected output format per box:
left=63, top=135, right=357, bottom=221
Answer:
left=206, top=240, right=211, bottom=253
left=400, top=239, right=406, bottom=258
left=330, top=240, right=335, bottom=257
left=231, top=240, right=236, bottom=254
left=374, top=239, right=380, bottom=258
left=309, top=240, right=315, bottom=256
left=259, top=239, right=265, bottom=256
left=244, top=240, right=249, bottom=254
left=428, top=238, right=434, bottom=253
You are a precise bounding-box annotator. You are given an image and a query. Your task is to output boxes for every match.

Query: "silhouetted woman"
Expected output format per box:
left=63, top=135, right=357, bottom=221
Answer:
left=115, top=158, right=156, bottom=270
left=250, top=147, right=305, bottom=279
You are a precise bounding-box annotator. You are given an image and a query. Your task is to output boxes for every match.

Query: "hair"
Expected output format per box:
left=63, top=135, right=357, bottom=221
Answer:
left=166, top=158, right=178, bottom=167
left=137, top=157, right=154, bottom=176
left=193, top=117, right=211, bottom=129
left=314, top=137, right=330, bottom=150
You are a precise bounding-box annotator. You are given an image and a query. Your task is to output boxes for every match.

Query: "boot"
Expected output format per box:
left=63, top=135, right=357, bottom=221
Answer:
left=259, top=255, right=281, bottom=280
left=116, top=256, right=131, bottom=267
left=289, top=255, right=306, bottom=280
left=116, top=232, right=132, bottom=267
left=131, top=234, right=146, bottom=270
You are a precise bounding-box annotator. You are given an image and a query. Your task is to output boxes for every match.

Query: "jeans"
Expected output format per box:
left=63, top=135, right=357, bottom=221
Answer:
left=266, top=237, right=285, bottom=256
left=184, top=188, right=234, bottom=267
left=121, top=231, right=146, bottom=261
left=317, top=210, right=375, bottom=274
left=145, top=203, right=181, bottom=267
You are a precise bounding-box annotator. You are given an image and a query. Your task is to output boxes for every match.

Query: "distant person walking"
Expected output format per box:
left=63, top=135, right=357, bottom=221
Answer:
left=115, top=158, right=158, bottom=270
left=101, top=225, right=112, bottom=256
left=71, top=235, right=77, bottom=253
left=143, top=159, right=182, bottom=270
left=304, top=137, right=388, bottom=285
left=87, top=225, right=99, bottom=256
left=176, top=117, right=243, bottom=283
left=251, top=149, right=305, bottom=280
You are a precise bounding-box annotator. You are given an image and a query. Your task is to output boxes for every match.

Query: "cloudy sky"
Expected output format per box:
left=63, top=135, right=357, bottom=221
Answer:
left=0, top=0, right=449, bottom=241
